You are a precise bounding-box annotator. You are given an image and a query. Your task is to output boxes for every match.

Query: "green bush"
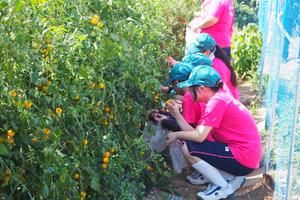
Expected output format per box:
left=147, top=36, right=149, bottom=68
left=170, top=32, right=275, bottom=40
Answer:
left=232, top=23, right=263, bottom=80
left=234, top=0, right=259, bottom=28
left=0, top=0, right=194, bottom=199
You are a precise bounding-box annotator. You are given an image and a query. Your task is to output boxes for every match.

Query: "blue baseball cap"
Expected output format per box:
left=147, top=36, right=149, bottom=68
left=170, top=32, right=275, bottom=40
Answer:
left=164, top=62, right=193, bottom=86
left=181, top=52, right=212, bottom=67
left=177, top=65, right=221, bottom=88
left=186, top=33, right=216, bottom=54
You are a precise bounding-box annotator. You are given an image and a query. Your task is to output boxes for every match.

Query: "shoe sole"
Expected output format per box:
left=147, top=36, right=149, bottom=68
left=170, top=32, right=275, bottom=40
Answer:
left=197, top=195, right=231, bottom=200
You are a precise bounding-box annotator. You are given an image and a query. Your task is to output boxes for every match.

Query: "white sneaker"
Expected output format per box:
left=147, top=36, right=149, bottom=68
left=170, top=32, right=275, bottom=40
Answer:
left=197, top=183, right=234, bottom=200
left=201, top=183, right=217, bottom=194
left=186, top=171, right=210, bottom=185
left=228, top=176, right=246, bottom=191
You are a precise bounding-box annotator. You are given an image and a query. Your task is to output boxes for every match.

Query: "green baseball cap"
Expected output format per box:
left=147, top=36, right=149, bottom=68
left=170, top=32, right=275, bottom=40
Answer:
left=163, top=62, right=193, bottom=86
left=182, top=52, right=212, bottom=67
left=186, top=33, right=216, bottom=54
left=177, top=65, right=221, bottom=88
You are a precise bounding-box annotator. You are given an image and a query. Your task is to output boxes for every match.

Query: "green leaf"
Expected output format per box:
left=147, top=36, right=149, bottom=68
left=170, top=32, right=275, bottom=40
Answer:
left=43, top=184, right=49, bottom=197
left=90, top=176, right=100, bottom=192
left=121, top=40, right=130, bottom=52
left=0, top=144, right=9, bottom=156
left=0, top=2, right=8, bottom=11
left=10, top=121, right=18, bottom=131
left=110, top=33, right=120, bottom=41
left=15, top=0, right=25, bottom=11
left=79, top=67, right=88, bottom=79
left=31, top=71, right=39, bottom=83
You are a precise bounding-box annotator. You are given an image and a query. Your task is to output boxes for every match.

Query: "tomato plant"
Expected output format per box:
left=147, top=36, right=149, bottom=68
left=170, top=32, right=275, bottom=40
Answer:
left=0, top=0, right=195, bottom=199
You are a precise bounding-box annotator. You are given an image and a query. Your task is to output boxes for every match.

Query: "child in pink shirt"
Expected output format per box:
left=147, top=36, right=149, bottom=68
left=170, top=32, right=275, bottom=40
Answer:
left=154, top=62, right=206, bottom=130
left=163, top=62, right=206, bottom=128
left=166, top=65, right=261, bottom=200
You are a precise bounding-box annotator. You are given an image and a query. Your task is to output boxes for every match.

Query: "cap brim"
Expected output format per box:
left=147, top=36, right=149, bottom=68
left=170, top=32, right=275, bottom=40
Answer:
left=177, top=80, right=193, bottom=88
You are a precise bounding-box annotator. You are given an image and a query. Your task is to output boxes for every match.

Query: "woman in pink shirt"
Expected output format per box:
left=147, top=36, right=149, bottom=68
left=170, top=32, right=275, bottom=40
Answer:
left=166, top=65, right=261, bottom=200
left=189, top=0, right=234, bottom=57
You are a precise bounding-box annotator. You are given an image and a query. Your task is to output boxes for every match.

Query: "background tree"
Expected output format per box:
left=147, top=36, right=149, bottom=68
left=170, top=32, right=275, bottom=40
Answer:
left=234, top=0, right=259, bottom=28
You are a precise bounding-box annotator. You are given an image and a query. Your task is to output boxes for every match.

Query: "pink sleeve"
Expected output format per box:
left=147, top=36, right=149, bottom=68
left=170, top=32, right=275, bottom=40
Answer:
left=200, top=99, right=226, bottom=128
left=182, top=94, right=198, bottom=124
left=206, top=0, right=224, bottom=19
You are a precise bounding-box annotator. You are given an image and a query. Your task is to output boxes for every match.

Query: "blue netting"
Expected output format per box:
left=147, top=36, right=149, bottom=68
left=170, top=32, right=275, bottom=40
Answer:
left=258, top=0, right=300, bottom=199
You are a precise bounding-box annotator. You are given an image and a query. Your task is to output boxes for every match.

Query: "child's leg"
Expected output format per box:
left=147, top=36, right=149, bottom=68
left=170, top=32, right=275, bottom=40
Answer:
left=182, top=143, right=228, bottom=187
left=219, top=169, right=246, bottom=191
left=182, top=142, right=242, bottom=200
left=193, top=160, right=229, bottom=188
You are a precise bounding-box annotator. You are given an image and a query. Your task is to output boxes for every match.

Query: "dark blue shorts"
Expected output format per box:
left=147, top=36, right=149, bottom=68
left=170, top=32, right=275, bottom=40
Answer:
left=186, top=140, right=254, bottom=176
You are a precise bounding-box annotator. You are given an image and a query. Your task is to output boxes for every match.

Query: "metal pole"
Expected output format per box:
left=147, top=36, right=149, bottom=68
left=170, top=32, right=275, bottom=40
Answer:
left=286, top=60, right=300, bottom=200
left=263, top=4, right=283, bottom=175
left=263, top=51, right=281, bottom=174
left=258, top=0, right=271, bottom=95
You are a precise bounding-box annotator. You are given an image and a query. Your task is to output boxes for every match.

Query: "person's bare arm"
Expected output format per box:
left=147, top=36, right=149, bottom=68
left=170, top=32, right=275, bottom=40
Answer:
left=191, top=16, right=219, bottom=32
left=167, top=100, right=194, bottom=131
left=166, top=56, right=179, bottom=67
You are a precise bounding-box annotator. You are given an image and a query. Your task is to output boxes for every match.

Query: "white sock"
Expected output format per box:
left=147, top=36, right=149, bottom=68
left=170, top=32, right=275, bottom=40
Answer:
left=192, top=160, right=228, bottom=187
left=219, top=169, right=235, bottom=181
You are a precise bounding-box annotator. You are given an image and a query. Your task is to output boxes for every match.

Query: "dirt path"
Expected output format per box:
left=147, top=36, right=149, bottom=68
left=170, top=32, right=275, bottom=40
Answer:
left=146, top=81, right=274, bottom=200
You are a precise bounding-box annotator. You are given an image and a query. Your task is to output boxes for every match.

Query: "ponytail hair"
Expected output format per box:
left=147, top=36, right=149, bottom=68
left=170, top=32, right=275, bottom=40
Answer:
left=214, top=45, right=238, bottom=87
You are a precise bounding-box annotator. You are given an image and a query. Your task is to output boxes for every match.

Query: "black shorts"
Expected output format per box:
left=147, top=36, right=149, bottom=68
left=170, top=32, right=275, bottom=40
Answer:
left=186, top=140, right=255, bottom=176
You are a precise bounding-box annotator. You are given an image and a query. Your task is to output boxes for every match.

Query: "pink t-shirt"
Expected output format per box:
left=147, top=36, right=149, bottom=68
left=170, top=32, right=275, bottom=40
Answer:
left=182, top=92, right=206, bottom=125
left=200, top=89, right=262, bottom=169
left=182, top=92, right=216, bottom=141
left=213, top=58, right=240, bottom=99
left=200, top=0, right=234, bottom=48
